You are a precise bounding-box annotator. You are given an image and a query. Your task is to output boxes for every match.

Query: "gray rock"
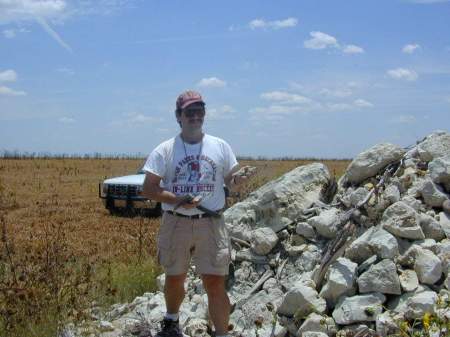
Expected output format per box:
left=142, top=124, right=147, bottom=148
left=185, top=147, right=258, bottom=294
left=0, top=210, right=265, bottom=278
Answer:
left=320, top=257, right=358, bottom=306
left=307, top=208, right=340, bottom=239
left=415, top=247, right=443, bottom=285
left=183, top=318, right=209, bottom=337
left=297, top=313, right=336, bottom=337
left=302, top=332, right=329, bottom=337
left=440, top=212, right=450, bottom=238
left=376, top=311, right=401, bottom=337
left=357, top=259, right=401, bottom=295
left=444, top=199, right=450, bottom=213
left=332, top=293, right=386, bottom=325
left=417, top=131, right=450, bottom=162
left=384, top=184, right=401, bottom=204
left=387, top=286, right=428, bottom=314
left=429, top=155, right=450, bottom=192
left=250, top=227, right=279, bottom=255
left=419, top=178, right=449, bottom=208
left=357, top=255, right=378, bottom=274
left=420, top=213, right=445, bottom=241
left=277, top=284, right=326, bottom=318
left=405, top=291, right=438, bottom=320
left=381, top=201, right=425, bottom=240
left=235, top=249, right=268, bottom=264
left=349, top=187, right=370, bottom=207
left=398, top=269, right=419, bottom=292
left=344, top=143, right=405, bottom=185
left=224, top=163, right=331, bottom=238
left=296, top=222, right=316, bottom=239
left=345, top=226, right=399, bottom=264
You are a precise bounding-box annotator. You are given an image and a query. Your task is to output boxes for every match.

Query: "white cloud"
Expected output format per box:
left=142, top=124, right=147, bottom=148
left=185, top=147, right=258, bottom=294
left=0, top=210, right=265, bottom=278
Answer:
left=197, top=77, right=227, bottom=88
left=59, top=116, right=75, bottom=124
left=3, top=28, right=15, bottom=38
left=0, top=69, right=17, bottom=82
left=0, top=85, right=26, bottom=96
left=260, top=91, right=312, bottom=104
left=207, top=105, right=236, bottom=121
left=0, top=0, right=67, bottom=24
left=390, top=115, right=417, bottom=124
left=343, top=44, right=365, bottom=54
left=353, top=99, right=374, bottom=108
left=320, top=88, right=353, bottom=98
left=304, top=31, right=339, bottom=50
left=249, top=17, right=298, bottom=30
left=387, top=68, right=418, bottom=81
left=403, top=43, right=420, bottom=54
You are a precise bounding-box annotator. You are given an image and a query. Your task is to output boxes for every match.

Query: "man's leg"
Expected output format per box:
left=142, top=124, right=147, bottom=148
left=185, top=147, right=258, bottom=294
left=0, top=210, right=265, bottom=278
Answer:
left=164, top=273, right=187, bottom=314
left=201, top=274, right=230, bottom=336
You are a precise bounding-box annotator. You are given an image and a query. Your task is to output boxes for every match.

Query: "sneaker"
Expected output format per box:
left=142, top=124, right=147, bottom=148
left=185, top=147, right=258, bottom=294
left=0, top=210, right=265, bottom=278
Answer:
left=155, top=318, right=183, bottom=337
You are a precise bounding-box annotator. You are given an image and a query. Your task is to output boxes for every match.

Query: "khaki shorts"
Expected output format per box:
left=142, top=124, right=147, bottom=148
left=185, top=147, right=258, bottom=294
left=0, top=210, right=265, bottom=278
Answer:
left=157, top=212, right=231, bottom=276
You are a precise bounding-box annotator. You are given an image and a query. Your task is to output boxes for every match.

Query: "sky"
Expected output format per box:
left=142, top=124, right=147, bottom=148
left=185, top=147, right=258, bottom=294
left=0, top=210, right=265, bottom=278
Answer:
left=1, top=0, right=450, bottom=159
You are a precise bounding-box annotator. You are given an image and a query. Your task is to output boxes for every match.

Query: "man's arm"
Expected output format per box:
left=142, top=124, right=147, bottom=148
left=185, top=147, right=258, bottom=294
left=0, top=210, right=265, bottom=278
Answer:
left=142, top=172, right=199, bottom=209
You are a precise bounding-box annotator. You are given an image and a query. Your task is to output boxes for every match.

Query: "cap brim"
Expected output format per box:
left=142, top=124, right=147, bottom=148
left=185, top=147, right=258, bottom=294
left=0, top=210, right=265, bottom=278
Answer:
left=180, top=98, right=205, bottom=109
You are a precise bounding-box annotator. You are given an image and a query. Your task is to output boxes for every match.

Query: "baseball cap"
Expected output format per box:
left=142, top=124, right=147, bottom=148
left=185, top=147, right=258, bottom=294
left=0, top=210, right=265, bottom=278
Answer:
left=176, top=90, right=205, bottom=110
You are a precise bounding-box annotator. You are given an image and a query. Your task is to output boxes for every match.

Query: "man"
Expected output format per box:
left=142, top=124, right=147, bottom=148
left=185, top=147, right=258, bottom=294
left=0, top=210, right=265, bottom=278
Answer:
left=142, top=90, right=255, bottom=337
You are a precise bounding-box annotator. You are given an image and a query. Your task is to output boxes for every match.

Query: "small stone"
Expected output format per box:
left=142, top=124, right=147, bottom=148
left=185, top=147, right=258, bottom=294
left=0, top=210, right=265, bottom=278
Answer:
left=277, top=284, right=326, bottom=318
left=414, top=248, right=443, bottom=285
left=357, top=259, right=401, bottom=295
left=332, top=293, right=386, bottom=325
left=399, top=269, right=419, bottom=292
left=381, top=201, right=424, bottom=240
left=251, top=227, right=279, bottom=255
left=296, top=222, right=316, bottom=239
left=405, top=291, right=438, bottom=320
left=444, top=200, right=450, bottom=213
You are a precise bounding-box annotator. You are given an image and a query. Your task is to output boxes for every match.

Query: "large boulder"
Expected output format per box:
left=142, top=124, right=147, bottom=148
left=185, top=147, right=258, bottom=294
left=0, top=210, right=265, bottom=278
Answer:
left=381, top=201, right=425, bottom=240
left=343, top=143, right=405, bottom=185
left=224, top=163, right=331, bottom=240
left=417, top=131, right=450, bottom=162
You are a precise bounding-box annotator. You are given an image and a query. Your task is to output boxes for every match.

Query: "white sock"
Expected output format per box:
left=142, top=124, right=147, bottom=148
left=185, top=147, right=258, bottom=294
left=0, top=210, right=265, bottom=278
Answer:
left=164, top=312, right=179, bottom=321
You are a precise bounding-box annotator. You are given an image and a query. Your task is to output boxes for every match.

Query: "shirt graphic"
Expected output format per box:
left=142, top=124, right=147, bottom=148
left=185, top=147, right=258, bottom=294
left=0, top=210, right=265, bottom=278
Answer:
left=171, top=154, right=217, bottom=197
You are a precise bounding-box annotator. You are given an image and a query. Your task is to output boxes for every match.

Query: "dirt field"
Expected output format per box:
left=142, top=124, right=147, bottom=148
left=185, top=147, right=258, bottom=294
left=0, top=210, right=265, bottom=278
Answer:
left=0, top=158, right=350, bottom=336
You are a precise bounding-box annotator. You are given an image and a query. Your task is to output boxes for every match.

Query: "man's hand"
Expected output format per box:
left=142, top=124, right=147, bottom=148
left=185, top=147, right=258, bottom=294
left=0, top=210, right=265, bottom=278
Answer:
left=231, top=165, right=257, bottom=185
left=174, top=194, right=202, bottom=210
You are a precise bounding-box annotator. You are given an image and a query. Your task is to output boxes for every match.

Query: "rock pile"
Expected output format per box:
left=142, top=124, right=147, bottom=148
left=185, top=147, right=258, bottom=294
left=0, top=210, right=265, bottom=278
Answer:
left=67, top=130, right=450, bottom=337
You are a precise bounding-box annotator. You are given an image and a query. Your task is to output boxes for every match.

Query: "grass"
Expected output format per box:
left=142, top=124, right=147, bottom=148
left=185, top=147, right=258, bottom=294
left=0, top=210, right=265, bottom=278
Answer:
left=0, top=157, right=350, bottom=337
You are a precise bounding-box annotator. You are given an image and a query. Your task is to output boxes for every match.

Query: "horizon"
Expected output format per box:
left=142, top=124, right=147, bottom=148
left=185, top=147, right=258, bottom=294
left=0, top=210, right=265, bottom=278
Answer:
left=1, top=0, right=450, bottom=158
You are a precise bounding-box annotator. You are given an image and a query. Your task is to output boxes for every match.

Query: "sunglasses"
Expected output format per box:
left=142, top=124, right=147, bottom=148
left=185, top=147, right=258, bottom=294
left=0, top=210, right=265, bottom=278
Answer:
left=183, top=108, right=205, bottom=118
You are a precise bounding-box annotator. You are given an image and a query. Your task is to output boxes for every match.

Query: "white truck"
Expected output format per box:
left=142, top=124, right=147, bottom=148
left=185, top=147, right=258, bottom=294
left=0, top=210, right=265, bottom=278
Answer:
left=99, top=169, right=161, bottom=215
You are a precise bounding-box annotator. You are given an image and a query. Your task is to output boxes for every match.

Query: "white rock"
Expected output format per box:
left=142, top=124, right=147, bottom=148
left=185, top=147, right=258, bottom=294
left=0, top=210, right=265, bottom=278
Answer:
left=250, top=227, right=279, bottom=255
left=320, top=257, right=358, bottom=306
left=399, top=269, right=419, bottom=292
left=349, top=187, right=370, bottom=207
left=419, top=179, right=449, bottom=208
left=302, top=332, right=329, bottom=337
left=297, top=313, right=336, bottom=336
left=420, top=213, right=446, bottom=241
left=308, top=208, right=340, bottom=239
left=277, top=284, right=326, bottom=318
left=344, top=143, right=405, bottom=185
left=376, top=311, right=400, bottom=337
left=296, top=222, right=316, bottom=239
left=381, top=201, right=425, bottom=240
left=225, top=163, right=331, bottom=238
left=415, top=248, right=443, bottom=285
left=183, top=318, right=209, bottom=337
left=429, top=154, right=450, bottom=192
left=345, top=226, right=399, bottom=264
left=98, top=321, right=115, bottom=332
left=439, top=212, right=450, bottom=238
left=357, top=259, right=401, bottom=295
left=417, top=131, right=450, bottom=162
left=384, top=184, right=401, bottom=204
left=405, top=291, right=438, bottom=320
left=332, top=293, right=386, bottom=325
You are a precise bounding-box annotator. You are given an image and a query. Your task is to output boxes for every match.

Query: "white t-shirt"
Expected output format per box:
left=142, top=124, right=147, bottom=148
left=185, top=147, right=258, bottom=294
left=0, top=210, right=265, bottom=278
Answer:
left=143, top=134, right=238, bottom=215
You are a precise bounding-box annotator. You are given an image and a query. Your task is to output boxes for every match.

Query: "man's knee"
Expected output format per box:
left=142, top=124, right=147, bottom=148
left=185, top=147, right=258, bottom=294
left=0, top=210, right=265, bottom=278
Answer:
left=202, top=274, right=226, bottom=296
left=165, top=273, right=187, bottom=289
